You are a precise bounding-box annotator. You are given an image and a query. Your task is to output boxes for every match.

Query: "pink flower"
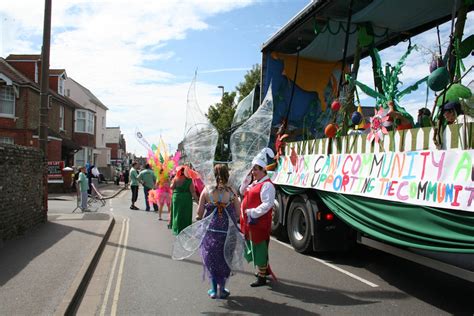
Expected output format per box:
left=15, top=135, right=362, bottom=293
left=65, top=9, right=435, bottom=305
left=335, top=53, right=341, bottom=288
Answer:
left=367, top=108, right=390, bottom=144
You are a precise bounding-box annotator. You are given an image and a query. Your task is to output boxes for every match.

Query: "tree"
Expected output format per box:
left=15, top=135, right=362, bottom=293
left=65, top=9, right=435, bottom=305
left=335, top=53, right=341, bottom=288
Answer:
left=206, top=63, right=262, bottom=162
left=236, top=64, right=261, bottom=102
left=206, top=91, right=236, bottom=162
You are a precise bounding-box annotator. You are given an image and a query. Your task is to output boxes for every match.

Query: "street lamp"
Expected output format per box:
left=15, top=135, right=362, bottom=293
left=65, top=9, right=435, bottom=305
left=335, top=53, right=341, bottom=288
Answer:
left=217, top=85, right=224, bottom=99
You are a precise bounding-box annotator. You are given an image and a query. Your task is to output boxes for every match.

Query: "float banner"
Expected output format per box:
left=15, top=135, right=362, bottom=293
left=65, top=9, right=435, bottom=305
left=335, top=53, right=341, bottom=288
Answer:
left=272, top=150, right=474, bottom=212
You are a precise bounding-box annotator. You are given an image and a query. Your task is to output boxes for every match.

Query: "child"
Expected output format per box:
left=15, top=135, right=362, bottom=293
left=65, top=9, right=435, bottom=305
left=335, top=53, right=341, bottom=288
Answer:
left=77, top=166, right=89, bottom=212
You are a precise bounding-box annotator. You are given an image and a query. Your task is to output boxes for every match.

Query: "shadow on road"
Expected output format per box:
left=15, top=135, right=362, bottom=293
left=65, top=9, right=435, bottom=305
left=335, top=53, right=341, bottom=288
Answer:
left=220, top=296, right=319, bottom=316
left=312, top=245, right=474, bottom=315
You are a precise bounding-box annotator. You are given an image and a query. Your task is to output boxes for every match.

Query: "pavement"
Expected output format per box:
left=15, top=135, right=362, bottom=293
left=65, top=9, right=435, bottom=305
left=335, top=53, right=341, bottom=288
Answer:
left=0, top=183, right=125, bottom=315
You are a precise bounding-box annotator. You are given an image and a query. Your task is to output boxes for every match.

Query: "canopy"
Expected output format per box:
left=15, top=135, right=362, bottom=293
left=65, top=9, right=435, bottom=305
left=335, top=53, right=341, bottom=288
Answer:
left=262, top=0, right=471, bottom=61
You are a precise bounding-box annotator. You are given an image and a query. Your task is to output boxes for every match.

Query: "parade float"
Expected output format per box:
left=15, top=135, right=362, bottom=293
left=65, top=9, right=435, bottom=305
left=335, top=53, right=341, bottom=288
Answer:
left=261, top=0, right=474, bottom=281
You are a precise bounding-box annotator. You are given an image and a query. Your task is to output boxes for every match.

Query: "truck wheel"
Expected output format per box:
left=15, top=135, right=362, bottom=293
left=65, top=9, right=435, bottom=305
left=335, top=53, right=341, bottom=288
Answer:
left=287, top=199, right=312, bottom=253
left=271, top=192, right=287, bottom=240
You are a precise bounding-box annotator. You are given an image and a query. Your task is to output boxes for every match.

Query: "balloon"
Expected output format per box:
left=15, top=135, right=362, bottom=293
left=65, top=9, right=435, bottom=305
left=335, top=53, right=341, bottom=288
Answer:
left=351, top=111, right=362, bottom=125
left=427, top=67, right=449, bottom=91
left=325, top=123, right=337, bottom=138
left=331, top=100, right=341, bottom=111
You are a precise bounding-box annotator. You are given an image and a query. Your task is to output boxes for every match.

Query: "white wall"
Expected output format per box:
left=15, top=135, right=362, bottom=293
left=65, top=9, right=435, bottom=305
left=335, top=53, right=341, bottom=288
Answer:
left=65, top=78, right=110, bottom=168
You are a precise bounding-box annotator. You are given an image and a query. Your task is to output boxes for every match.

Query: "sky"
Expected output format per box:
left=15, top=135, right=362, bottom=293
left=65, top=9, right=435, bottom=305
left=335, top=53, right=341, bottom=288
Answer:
left=0, top=1, right=472, bottom=157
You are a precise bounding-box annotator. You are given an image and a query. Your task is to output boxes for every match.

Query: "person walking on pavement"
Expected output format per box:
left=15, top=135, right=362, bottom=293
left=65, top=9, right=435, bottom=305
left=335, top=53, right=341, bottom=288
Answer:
left=170, top=165, right=199, bottom=235
left=240, top=148, right=276, bottom=287
left=130, top=162, right=140, bottom=210
left=138, top=163, right=158, bottom=212
left=77, top=166, right=89, bottom=212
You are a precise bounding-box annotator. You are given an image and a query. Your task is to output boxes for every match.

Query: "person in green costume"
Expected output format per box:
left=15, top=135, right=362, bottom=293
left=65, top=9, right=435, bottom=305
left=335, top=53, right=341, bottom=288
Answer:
left=170, top=165, right=199, bottom=235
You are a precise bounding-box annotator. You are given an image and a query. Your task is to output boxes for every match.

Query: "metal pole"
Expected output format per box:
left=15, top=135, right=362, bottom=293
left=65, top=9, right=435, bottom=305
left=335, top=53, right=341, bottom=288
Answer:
left=39, top=0, right=52, bottom=214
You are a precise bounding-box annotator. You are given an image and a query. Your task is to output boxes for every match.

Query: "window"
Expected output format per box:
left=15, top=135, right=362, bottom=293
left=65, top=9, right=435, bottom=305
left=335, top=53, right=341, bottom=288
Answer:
left=75, top=147, right=92, bottom=167
left=0, top=86, right=15, bottom=117
left=75, top=148, right=86, bottom=167
left=76, top=110, right=86, bottom=132
left=58, top=77, right=65, bottom=95
left=75, top=110, right=94, bottom=134
left=60, top=105, right=65, bottom=130
left=87, top=112, right=94, bottom=133
left=102, top=116, right=105, bottom=128
left=0, top=136, right=14, bottom=144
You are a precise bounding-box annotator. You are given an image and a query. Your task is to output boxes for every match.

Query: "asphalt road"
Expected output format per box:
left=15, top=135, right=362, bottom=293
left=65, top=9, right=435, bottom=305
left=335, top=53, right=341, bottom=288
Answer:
left=77, top=189, right=474, bottom=315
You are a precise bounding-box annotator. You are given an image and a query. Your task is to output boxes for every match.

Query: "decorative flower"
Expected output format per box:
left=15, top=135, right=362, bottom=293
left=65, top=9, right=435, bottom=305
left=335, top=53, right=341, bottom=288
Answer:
left=367, top=108, right=390, bottom=144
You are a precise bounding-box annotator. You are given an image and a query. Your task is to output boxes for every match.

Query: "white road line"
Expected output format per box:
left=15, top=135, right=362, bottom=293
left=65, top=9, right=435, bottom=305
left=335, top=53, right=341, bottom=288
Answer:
left=109, top=199, right=113, bottom=212
left=111, top=217, right=130, bottom=315
left=271, top=237, right=379, bottom=288
left=100, top=217, right=126, bottom=316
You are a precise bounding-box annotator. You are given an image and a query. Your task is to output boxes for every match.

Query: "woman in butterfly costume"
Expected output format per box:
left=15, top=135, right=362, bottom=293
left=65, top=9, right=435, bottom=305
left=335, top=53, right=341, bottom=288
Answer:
left=172, top=164, right=244, bottom=299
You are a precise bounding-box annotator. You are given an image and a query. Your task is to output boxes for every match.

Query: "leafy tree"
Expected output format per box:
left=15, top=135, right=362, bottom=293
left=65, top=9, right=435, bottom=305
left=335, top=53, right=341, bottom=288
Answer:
left=206, top=91, right=236, bottom=161
left=236, top=64, right=261, bottom=102
left=206, top=63, right=262, bottom=161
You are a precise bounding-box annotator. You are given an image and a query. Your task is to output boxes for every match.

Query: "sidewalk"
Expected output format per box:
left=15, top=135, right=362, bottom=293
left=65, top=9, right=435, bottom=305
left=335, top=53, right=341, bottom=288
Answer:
left=0, top=185, right=123, bottom=315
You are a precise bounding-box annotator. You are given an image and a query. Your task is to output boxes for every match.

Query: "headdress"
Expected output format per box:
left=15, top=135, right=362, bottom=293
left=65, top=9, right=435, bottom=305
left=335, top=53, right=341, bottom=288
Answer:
left=251, top=148, right=275, bottom=169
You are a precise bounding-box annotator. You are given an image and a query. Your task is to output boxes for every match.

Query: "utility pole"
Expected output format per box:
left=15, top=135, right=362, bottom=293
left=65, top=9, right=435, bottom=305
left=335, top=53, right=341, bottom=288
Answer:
left=39, top=0, right=52, bottom=214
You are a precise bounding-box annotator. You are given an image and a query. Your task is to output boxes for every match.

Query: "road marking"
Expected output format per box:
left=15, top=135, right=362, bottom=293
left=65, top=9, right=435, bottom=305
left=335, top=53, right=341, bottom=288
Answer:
left=99, top=217, right=126, bottom=316
left=109, top=199, right=113, bottom=212
left=111, top=217, right=130, bottom=315
left=271, top=237, right=379, bottom=288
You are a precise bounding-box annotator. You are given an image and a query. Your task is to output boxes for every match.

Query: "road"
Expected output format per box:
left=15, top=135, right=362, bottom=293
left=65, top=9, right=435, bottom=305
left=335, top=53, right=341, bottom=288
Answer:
left=75, top=189, right=474, bottom=315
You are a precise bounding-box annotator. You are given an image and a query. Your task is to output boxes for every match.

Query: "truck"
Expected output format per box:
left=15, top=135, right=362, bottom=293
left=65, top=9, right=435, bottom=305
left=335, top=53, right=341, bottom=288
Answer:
left=259, top=0, right=474, bottom=282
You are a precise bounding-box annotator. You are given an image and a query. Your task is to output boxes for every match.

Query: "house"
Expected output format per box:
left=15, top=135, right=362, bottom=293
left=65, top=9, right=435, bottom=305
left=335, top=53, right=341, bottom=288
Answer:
left=0, top=56, right=80, bottom=166
left=106, top=127, right=127, bottom=167
left=65, top=77, right=110, bottom=170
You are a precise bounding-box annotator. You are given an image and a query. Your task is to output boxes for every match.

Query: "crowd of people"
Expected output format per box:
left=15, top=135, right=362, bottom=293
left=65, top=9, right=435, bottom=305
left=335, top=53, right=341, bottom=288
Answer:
left=126, top=148, right=277, bottom=299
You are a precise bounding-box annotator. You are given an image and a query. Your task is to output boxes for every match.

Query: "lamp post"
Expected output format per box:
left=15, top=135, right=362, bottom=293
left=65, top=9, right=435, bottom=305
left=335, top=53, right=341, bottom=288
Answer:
left=217, top=85, right=224, bottom=99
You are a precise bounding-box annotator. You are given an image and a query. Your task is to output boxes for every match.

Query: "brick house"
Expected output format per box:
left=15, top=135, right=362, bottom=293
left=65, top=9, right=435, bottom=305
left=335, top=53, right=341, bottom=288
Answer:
left=106, top=127, right=127, bottom=167
left=0, top=56, right=81, bottom=165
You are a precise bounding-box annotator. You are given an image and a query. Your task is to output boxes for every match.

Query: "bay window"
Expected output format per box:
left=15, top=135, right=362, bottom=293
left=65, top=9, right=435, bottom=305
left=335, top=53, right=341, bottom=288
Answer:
left=75, top=110, right=94, bottom=134
left=0, top=85, right=15, bottom=117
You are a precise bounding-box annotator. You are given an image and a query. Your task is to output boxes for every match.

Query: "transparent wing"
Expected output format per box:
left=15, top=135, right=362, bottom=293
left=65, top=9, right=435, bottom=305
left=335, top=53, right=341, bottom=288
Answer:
left=171, top=212, right=213, bottom=260
left=229, top=83, right=274, bottom=189
left=223, top=215, right=246, bottom=271
left=182, top=73, right=219, bottom=188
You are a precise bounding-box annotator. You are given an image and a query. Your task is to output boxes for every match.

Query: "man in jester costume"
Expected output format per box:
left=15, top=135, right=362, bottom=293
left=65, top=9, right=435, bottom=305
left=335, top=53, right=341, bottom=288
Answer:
left=240, top=147, right=276, bottom=287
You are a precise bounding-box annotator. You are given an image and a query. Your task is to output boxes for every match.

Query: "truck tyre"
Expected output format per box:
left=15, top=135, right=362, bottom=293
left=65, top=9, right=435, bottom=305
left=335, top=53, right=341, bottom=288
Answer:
left=287, top=198, right=313, bottom=253
left=271, top=192, right=287, bottom=240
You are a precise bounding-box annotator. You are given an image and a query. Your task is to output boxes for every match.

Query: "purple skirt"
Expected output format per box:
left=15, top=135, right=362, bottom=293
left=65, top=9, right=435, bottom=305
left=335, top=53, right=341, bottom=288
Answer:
left=200, top=203, right=236, bottom=285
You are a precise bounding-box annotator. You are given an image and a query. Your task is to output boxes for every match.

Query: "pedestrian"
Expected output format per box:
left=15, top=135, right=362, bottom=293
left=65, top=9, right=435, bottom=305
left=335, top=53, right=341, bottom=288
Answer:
left=138, top=163, right=158, bottom=212
left=114, top=168, right=120, bottom=185
left=87, top=164, right=94, bottom=194
left=240, top=148, right=276, bottom=287
left=156, top=168, right=171, bottom=220
left=170, top=165, right=199, bottom=235
left=123, top=168, right=130, bottom=189
left=194, top=164, right=242, bottom=299
left=130, top=162, right=140, bottom=210
left=77, top=166, right=89, bottom=212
